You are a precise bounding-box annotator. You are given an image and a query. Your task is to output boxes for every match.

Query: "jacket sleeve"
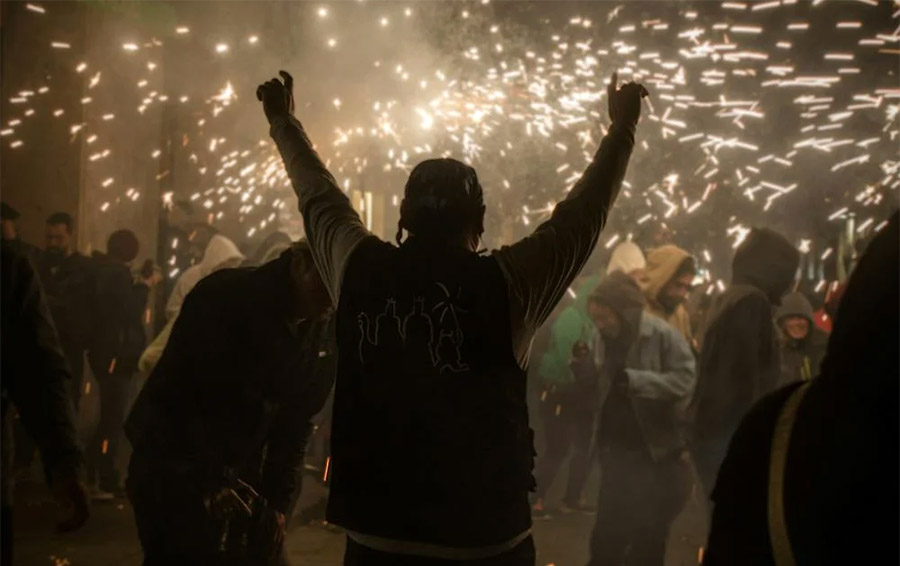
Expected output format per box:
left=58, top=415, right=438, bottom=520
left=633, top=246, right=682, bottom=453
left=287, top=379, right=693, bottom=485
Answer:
left=493, top=123, right=635, bottom=335
left=5, top=253, right=82, bottom=484
left=269, top=116, right=371, bottom=304
left=627, top=325, right=696, bottom=401
left=258, top=407, right=315, bottom=514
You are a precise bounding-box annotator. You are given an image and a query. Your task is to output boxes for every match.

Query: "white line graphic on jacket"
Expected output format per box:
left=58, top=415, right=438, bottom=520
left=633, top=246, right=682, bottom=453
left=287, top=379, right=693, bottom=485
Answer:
left=356, top=283, right=470, bottom=374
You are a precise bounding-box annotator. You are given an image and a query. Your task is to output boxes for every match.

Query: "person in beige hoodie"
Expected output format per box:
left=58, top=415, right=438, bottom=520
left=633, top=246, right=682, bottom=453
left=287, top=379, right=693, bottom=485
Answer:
left=640, top=245, right=696, bottom=350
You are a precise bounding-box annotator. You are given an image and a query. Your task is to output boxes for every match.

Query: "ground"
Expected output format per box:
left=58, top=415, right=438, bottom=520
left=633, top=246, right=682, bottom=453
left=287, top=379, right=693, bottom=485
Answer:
left=13, top=469, right=707, bottom=566
left=12, top=373, right=708, bottom=565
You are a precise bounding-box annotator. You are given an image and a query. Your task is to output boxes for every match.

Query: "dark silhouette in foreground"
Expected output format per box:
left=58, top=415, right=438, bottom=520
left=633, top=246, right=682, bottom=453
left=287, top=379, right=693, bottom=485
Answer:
left=704, top=212, right=899, bottom=566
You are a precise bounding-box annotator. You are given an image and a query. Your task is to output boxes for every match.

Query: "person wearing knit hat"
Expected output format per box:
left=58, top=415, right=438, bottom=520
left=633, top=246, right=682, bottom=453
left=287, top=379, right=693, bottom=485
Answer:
left=584, top=271, right=696, bottom=566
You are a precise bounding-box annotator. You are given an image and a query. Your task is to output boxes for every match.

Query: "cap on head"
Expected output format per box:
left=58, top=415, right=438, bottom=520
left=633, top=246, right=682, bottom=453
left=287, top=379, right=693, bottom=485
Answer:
left=397, top=158, right=484, bottom=245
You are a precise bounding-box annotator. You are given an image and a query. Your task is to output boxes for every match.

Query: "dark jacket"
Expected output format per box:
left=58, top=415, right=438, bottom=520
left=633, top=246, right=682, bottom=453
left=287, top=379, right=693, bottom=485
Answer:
left=1, top=243, right=82, bottom=498
left=88, top=253, right=148, bottom=377
left=774, top=292, right=828, bottom=385
left=38, top=252, right=96, bottom=351
left=271, top=105, right=636, bottom=556
left=124, top=252, right=336, bottom=513
left=692, top=228, right=799, bottom=443
left=329, top=238, right=532, bottom=549
left=704, top=213, right=899, bottom=566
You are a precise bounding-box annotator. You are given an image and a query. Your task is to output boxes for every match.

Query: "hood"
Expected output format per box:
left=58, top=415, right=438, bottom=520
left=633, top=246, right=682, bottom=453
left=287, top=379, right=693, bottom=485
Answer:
left=606, top=241, right=646, bottom=276
left=731, top=227, right=799, bottom=304
left=589, top=271, right=646, bottom=343
left=775, top=291, right=815, bottom=324
left=250, top=231, right=293, bottom=266
left=572, top=272, right=604, bottom=312
left=199, top=234, right=245, bottom=277
left=640, top=244, right=692, bottom=304
left=820, top=212, right=898, bottom=386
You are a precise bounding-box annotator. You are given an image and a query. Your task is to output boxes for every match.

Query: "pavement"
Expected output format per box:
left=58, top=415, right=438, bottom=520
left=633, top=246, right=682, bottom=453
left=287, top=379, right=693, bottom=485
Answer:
left=12, top=470, right=707, bottom=566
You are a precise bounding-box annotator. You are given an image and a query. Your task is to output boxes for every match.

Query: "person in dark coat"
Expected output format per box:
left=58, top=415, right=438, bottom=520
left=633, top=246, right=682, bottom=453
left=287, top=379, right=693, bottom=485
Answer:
left=124, top=241, right=336, bottom=566
left=259, top=70, right=647, bottom=565
left=38, top=212, right=96, bottom=409
left=774, top=291, right=829, bottom=386
left=703, top=212, right=898, bottom=566
left=691, top=228, right=799, bottom=496
left=1, top=242, right=89, bottom=564
left=1, top=201, right=42, bottom=266
left=86, top=229, right=151, bottom=497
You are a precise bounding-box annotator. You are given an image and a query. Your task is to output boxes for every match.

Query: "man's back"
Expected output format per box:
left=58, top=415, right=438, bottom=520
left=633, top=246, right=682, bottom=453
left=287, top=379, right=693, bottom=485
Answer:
left=329, top=237, right=532, bottom=548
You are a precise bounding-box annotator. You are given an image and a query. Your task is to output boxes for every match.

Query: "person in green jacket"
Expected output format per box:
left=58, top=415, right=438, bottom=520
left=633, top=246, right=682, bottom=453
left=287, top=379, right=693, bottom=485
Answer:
left=532, top=242, right=645, bottom=515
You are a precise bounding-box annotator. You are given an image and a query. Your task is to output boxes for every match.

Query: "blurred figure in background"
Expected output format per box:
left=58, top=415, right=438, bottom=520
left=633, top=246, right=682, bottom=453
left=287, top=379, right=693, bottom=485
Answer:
left=138, top=233, right=245, bottom=375
left=248, top=231, right=293, bottom=266
left=39, top=212, right=95, bottom=410
left=532, top=277, right=605, bottom=517
left=125, top=241, right=335, bottom=565
left=164, top=233, right=245, bottom=322
left=606, top=240, right=647, bottom=281
left=774, top=291, right=828, bottom=386
left=532, top=241, right=646, bottom=515
left=1, top=201, right=41, bottom=265
left=813, top=282, right=845, bottom=334
left=691, top=228, right=799, bottom=497
left=703, top=213, right=898, bottom=566
left=2, top=241, right=89, bottom=564
left=640, top=245, right=696, bottom=349
left=586, top=272, right=695, bottom=566
left=86, top=229, right=153, bottom=500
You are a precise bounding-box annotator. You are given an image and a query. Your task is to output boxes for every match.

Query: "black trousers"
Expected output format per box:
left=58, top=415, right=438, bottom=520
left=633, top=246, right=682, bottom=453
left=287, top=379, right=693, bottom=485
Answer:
left=128, top=454, right=223, bottom=566
left=344, top=535, right=535, bottom=566
left=2, top=411, right=14, bottom=565
left=533, top=390, right=595, bottom=504
left=588, top=448, right=692, bottom=566
left=86, top=358, right=128, bottom=490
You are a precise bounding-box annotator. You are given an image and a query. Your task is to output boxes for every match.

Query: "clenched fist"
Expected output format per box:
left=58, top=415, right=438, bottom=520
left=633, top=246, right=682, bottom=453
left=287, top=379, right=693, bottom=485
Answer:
left=257, top=70, right=295, bottom=125
left=607, top=72, right=649, bottom=127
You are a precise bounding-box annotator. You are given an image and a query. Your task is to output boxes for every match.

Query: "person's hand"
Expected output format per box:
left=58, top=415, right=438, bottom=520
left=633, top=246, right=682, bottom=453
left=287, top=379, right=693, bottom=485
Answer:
left=607, top=72, right=649, bottom=127
left=51, top=476, right=89, bottom=533
left=571, top=339, right=590, bottom=359
left=612, top=367, right=630, bottom=393
left=257, top=70, right=295, bottom=124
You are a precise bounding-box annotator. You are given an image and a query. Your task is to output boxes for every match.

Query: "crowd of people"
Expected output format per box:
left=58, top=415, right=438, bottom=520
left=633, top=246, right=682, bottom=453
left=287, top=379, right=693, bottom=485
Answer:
left=0, top=68, right=895, bottom=566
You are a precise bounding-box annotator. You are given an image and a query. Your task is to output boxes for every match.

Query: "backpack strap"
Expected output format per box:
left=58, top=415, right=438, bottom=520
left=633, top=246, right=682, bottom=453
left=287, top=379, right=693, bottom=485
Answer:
left=768, top=381, right=812, bottom=566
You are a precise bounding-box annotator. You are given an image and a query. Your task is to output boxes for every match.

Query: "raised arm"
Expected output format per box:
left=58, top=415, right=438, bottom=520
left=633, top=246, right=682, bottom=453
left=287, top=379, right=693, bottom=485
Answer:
left=259, top=71, right=370, bottom=304
left=494, top=75, right=648, bottom=338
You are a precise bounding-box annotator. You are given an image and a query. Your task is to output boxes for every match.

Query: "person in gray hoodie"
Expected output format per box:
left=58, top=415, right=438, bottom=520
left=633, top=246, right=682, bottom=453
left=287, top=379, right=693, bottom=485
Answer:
left=583, top=272, right=696, bottom=566
left=775, top=291, right=829, bottom=386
